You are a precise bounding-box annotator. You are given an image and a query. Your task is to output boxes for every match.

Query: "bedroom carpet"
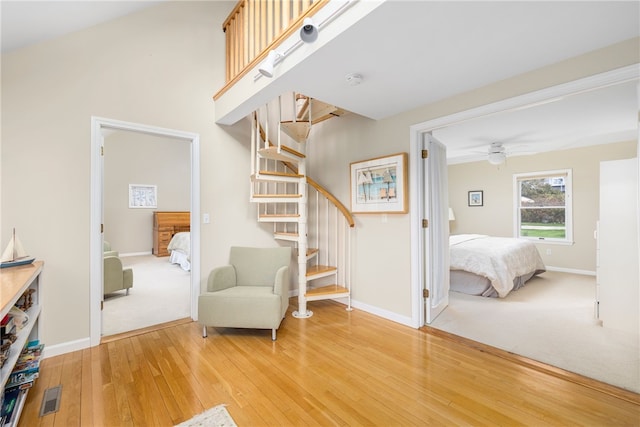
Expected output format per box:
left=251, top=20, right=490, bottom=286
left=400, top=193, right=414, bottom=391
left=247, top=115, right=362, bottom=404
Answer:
left=102, top=254, right=191, bottom=336
left=430, top=270, right=639, bottom=393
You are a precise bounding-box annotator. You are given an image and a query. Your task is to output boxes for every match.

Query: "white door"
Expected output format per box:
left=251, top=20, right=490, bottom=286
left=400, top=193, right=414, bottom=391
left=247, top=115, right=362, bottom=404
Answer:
left=598, top=158, right=639, bottom=335
left=422, top=133, right=450, bottom=323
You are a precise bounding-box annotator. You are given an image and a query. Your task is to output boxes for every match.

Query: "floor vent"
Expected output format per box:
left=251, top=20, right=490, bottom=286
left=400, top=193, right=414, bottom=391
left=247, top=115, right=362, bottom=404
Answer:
left=39, top=385, right=62, bottom=417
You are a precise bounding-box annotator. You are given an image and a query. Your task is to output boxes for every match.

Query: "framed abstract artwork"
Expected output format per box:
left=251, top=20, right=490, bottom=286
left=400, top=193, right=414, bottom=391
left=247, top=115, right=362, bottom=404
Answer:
left=129, top=184, right=157, bottom=208
left=350, top=153, right=408, bottom=214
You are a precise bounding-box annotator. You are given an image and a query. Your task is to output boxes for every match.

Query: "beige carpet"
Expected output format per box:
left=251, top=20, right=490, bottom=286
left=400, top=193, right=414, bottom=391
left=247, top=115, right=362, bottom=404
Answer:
left=102, top=254, right=191, bottom=336
left=431, top=270, right=640, bottom=393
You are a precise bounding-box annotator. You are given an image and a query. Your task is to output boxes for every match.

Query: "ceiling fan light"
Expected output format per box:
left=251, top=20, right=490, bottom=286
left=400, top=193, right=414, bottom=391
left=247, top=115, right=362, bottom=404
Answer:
left=488, top=151, right=506, bottom=165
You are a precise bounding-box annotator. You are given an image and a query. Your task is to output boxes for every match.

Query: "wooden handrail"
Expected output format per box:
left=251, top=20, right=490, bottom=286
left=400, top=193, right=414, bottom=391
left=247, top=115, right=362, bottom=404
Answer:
left=258, top=124, right=355, bottom=228
left=306, top=175, right=356, bottom=228
left=214, top=0, right=329, bottom=101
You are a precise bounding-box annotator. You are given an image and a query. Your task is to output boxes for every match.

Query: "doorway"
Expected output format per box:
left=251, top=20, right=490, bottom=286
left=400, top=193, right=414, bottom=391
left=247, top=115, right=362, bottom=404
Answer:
left=102, top=130, right=191, bottom=336
left=409, top=65, right=638, bottom=327
left=90, top=117, right=201, bottom=346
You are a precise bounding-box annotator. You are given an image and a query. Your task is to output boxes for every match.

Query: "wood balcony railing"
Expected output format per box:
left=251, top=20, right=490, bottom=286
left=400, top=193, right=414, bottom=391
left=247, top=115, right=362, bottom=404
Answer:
left=214, top=0, right=328, bottom=100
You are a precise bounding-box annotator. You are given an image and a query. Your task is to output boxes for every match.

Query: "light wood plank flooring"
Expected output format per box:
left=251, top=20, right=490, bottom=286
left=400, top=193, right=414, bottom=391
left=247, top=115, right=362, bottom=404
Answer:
left=20, top=299, right=640, bottom=426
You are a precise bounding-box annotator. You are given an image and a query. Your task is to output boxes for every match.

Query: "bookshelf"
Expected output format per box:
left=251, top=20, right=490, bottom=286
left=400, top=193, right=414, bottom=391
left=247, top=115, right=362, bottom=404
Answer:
left=0, top=261, right=43, bottom=426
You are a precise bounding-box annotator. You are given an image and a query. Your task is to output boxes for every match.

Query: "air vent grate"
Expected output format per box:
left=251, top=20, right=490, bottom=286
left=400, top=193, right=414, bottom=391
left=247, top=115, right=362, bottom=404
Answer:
left=39, top=385, right=62, bottom=417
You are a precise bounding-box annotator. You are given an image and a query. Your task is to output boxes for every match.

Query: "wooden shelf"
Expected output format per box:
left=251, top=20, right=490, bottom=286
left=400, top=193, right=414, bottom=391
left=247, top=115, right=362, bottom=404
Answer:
left=0, top=261, right=43, bottom=426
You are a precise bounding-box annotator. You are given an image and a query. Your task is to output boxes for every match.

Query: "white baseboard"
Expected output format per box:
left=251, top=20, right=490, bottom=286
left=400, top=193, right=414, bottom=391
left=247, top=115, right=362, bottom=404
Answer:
left=348, top=300, right=414, bottom=327
left=545, top=266, right=596, bottom=276
left=43, top=337, right=91, bottom=359
left=121, top=251, right=153, bottom=257
left=288, top=288, right=414, bottom=328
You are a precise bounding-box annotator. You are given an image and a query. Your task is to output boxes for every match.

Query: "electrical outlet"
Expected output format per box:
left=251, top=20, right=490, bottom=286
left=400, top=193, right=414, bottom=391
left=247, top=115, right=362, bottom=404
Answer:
left=546, top=249, right=552, bottom=255
left=203, top=213, right=210, bottom=224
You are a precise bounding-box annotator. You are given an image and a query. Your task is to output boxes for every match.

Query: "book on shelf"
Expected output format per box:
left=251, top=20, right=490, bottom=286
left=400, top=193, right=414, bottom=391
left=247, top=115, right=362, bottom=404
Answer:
left=0, top=316, right=14, bottom=337
left=6, top=369, right=38, bottom=390
left=3, top=340, right=44, bottom=391
left=0, top=387, right=20, bottom=426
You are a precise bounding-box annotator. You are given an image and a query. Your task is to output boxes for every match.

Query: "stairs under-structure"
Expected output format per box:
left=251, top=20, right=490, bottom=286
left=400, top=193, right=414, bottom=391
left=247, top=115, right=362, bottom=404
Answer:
left=250, top=93, right=354, bottom=318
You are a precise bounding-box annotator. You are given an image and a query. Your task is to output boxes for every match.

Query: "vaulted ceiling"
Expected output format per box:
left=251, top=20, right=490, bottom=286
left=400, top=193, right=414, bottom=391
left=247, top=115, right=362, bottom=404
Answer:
left=2, top=1, right=638, bottom=163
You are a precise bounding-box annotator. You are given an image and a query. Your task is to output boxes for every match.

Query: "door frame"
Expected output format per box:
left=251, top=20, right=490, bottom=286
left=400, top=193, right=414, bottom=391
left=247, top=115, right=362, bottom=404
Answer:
left=409, top=65, right=639, bottom=328
left=90, top=116, right=201, bottom=346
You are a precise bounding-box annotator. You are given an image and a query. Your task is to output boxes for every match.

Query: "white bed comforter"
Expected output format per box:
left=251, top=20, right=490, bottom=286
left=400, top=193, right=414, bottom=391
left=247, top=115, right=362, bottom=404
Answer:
left=450, top=234, right=546, bottom=298
left=167, top=232, right=190, bottom=271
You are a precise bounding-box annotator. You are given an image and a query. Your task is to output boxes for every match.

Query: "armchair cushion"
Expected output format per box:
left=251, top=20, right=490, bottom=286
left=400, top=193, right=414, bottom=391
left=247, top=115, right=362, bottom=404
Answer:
left=198, top=246, right=291, bottom=340
left=103, top=241, right=118, bottom=258
left=104, top=255, right=133, bottom=295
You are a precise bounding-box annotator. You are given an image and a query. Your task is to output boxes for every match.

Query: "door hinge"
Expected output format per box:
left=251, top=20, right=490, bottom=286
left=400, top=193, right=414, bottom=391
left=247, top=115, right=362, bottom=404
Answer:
left=101, top=300, right=104, bottom=310
left=423, top=289, right=429, bottom=298
left=101, top=223, right=104, bottom=233
left=101, top=146, right=104, bottom=156
left=422, top=149, right=428, bottom=159
left=422, top=219, right=428, bottom=228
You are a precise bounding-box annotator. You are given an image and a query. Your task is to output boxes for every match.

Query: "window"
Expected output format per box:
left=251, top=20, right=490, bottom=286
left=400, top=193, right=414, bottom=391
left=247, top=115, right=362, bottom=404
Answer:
left=513, top=169, right=572, bottom=244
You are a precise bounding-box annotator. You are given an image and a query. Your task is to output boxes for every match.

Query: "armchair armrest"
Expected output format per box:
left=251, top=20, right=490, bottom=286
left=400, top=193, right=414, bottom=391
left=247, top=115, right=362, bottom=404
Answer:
left=207, top=265, right=237, bottom=292
left=272, top=266, right=290, bottom=296
left=104, top=256, right=124, bottom=287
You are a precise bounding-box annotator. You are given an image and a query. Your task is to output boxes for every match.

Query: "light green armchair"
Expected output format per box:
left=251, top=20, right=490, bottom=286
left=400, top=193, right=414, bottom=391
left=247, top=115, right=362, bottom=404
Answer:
left=198, top=246, right=291, bottom=340
left=103, top=241, right=118, bottom=258
left=104, top=255, right=133, bottom=296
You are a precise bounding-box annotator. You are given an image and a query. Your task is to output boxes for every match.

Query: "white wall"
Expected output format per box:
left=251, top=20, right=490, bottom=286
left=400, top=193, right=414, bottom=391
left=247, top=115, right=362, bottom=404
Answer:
left=104, top=131, right=191, bottom=254
left=1, top=1, right=277, bottom=348
left=2, top=2, right=638, bottom=349
left=448, top=141, right=637, bottom=273
left=305, top=38, right=639, bottom=321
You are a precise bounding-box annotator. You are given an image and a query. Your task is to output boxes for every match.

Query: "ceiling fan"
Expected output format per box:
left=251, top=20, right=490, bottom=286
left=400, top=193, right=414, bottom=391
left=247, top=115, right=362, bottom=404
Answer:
left=473, top=141, right=536, bottom=165
left=487, top=142, right=507, bottom=165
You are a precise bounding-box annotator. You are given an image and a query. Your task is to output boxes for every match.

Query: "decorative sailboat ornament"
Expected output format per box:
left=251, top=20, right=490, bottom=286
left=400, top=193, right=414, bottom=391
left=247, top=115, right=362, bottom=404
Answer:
left=1, top=228, right=35, bottom=269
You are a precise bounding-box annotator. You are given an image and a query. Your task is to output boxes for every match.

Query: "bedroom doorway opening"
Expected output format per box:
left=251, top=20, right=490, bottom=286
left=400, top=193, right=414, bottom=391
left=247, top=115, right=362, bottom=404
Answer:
left=102, top=132, right=191, bottom=337
left=408, top=68, right=639, bottom=392
left=409, top=66, right=638, bottom=328
left=90, top=117, right=201, bottom=347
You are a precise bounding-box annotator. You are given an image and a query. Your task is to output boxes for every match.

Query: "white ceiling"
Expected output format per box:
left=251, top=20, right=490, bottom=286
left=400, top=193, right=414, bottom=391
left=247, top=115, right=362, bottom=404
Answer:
left=2, top=1, right=638, bottom=163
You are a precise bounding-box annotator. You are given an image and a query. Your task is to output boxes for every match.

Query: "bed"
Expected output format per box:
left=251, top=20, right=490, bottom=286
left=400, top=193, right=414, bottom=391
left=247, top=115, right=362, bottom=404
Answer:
left=449, top=234, right=546, bottom=298
left=167, top=232, right=190, bottom=271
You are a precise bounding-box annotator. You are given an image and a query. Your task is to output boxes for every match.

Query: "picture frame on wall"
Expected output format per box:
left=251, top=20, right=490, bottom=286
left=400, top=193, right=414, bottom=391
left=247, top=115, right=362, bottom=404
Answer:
left=129, top=184, right=157, bottom=208
left=350, top=153, right=408, bottom=214
left=468, top=190, right=483, bottom=207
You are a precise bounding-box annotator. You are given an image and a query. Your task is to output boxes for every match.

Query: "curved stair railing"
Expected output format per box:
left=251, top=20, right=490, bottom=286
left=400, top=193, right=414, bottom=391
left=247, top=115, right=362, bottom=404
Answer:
left=250, top=94, right=354, bottom=318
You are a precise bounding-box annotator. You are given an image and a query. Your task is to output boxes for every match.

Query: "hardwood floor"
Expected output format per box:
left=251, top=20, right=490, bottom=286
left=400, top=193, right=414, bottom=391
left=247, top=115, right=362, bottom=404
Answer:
left=20, top=299, right=640, bottom=426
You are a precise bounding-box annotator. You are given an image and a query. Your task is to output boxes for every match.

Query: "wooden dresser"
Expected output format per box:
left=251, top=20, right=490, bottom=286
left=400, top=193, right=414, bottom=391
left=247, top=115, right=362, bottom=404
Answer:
left=153, top=211, right=190, bottom=257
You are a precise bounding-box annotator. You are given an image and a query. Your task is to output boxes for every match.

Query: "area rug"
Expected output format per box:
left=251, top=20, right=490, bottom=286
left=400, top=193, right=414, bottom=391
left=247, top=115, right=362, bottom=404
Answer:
left=175, top=405, right=237, bottom=427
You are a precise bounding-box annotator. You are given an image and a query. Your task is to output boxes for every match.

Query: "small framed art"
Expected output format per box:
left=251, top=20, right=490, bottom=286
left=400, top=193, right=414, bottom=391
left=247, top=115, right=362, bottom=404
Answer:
left=468, top=190, right=483, bottom=207
left=129, top=184, right=157, bottom=208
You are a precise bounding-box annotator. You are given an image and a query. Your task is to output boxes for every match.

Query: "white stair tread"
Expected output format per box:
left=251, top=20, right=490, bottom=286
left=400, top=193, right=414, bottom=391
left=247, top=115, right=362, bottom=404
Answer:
left=280, top=121, right=311, bottom=143
left=274, top=232, right=299, bottom=241
left=258, top=146, right=305, bottom=162
left=305, top=284, right=349, bottom=301
left=306, top=265, right=337, bottom=280
left=258, top=214, right=301, bottom=223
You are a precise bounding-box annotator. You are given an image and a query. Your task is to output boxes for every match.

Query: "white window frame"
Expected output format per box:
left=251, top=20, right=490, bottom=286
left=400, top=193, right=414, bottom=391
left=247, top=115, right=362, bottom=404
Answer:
left=513, top=169, right=573, bottom=245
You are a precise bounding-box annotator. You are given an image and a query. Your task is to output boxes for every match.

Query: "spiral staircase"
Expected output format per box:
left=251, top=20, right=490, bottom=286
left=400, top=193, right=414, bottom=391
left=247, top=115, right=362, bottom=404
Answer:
left=250, top=93, right=354, bottom=318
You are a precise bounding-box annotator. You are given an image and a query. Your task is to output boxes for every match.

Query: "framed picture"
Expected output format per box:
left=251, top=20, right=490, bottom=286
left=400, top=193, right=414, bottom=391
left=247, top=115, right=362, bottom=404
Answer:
left=468, top=190, right=483, bottom=207
left=129, top=184, right=157, bottom=208
left=350, top=153, right=408, bottom=214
